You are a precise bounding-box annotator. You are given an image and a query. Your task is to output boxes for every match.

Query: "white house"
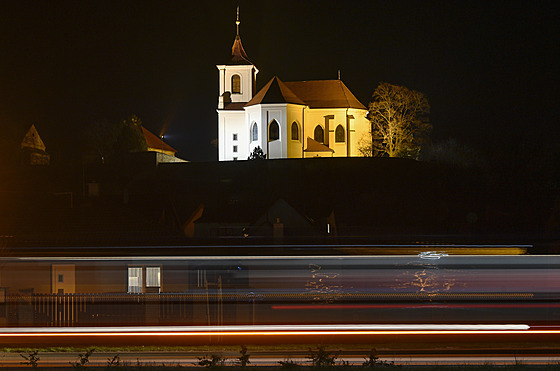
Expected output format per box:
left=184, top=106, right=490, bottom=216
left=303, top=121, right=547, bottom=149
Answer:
left=217, top=10, right=370, bottom=161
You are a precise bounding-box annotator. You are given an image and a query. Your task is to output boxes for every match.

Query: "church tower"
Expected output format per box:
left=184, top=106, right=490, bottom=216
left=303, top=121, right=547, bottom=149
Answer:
left=217, top=8, right=258, bottom=161
left=217, top=7, right=258, bottom=109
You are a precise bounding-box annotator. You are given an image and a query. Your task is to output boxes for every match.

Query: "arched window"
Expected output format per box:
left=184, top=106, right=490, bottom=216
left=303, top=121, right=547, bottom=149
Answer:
left=252, top=123, right=258, bottom=142
left=335, top=125, right=345, bottom=143
left=314, top=125, right=324, bottom=143
left=291, top=122, right=299, bottom=141
left=269, top=120, right=280, bottom=141
left=232, top=74, right=241, bottom=94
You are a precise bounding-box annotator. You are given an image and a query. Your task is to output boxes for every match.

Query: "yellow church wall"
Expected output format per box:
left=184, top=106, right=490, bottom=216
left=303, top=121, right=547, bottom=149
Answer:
left=287, top=104, right=304, bottom=158
left=348, top=108, right=370, bottom=157
left=332, top=142, right=347, bottom=157
left=304, top=151, right=333, bottom=158
left=303, top=109, right=328, bottom=145
left=302, top=108, right=368, bottom=157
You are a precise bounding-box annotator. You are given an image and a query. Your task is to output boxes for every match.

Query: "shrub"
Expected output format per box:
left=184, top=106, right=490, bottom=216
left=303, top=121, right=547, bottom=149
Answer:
left=237, top=345, right=250, bottom=368
left=20, top=350, right=40, bottom=369
left=308, top=346, right=337, bottom=368
left=70, top=348, right=94, bottom=369
left=279, top=359, right=300, bottom=370
left=196, top=354, right=226, bottom=369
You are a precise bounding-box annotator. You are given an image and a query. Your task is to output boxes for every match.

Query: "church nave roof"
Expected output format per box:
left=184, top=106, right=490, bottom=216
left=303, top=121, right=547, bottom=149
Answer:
left=246, top=76, right=366, bottom=110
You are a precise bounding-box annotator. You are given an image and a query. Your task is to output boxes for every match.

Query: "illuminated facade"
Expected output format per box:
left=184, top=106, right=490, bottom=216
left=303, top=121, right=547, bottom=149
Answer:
left=217, top=11, right=370, bottom=161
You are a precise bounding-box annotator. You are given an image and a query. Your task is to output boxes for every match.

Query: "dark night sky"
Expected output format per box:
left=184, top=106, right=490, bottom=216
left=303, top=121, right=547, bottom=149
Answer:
left=0, top=0, right=558, bottom=162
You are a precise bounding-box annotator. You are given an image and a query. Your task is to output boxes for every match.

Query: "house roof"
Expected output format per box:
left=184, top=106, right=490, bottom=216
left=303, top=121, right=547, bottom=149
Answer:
left=304, top=137, right=335, bottom=152
left=246, top=76, right=306, bottom=107
left=142, top=127, right=177, bottom=154
left=245, top=77, right=366, bottom=109
left=21, top=124, right=47, bottom=152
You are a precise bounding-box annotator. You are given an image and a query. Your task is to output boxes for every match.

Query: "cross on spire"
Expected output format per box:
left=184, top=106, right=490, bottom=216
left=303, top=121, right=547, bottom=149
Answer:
left=236, top=6, right=240, bottom=36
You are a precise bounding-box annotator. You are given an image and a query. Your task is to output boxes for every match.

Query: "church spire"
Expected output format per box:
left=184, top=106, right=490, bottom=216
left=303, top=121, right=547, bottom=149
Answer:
left=231, top=6, right=253, bottom=65
left=236, top=6, right=240, bottom=36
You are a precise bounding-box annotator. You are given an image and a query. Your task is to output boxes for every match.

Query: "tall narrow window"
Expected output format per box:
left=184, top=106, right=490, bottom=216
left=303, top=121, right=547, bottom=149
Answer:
left=128, top=267, right=142, bottom=293
left=291, top=122, right=299, bottom=140
left=314, top=125, right=324, bottom=143
left=232, top=74, right=241, bottom=94
left=269, top=120, right=280, bottom=141
left=252, top=123, right=258, bottom=142
left=197, top=269, right=207, bottom=288
left=146, top=267, right=161, bottom=287
left=335, top=125, right=345, bottom=143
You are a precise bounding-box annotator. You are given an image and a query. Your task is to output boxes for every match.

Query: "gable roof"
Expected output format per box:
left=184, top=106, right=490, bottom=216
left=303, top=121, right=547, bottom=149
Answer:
left=245, top=76, right=306, bottom=107
left=284, top=80, right=366, bottom=109
left=245, top=77, right=366, bottom=109
left=142, top=127, right=177, bottom=154
left=21, top=124, right=47, bottom=152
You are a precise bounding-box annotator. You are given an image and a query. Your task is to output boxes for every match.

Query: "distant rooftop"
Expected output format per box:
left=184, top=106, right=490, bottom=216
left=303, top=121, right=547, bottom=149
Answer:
left=142, top=127, right=177, bottom=154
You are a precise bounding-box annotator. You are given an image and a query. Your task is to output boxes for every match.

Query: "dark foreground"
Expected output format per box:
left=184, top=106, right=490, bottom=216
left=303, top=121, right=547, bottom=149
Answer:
left=5, top=346, right=560, bottom=369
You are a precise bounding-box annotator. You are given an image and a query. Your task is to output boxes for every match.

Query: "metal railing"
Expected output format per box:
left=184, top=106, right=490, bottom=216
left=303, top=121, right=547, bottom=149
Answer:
left=3, top=293, right=213, bottom=327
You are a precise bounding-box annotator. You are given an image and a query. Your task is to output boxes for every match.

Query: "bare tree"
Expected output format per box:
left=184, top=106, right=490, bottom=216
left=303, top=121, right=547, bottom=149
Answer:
left=361, top=82, right=431, bottom=158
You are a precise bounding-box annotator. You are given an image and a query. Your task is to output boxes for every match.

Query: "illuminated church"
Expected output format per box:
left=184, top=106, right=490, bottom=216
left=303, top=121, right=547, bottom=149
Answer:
left=217, top=10, right=370, bottom=161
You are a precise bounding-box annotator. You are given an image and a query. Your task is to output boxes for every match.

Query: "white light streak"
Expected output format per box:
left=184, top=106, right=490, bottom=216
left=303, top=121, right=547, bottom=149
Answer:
left=0, top=324, right=530, bottom=334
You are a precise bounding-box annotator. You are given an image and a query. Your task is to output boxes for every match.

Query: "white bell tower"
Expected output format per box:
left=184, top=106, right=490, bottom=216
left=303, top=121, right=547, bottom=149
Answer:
left=217, top=7, right=258, bottom=109
left=216, top=7, right=258, bottom=161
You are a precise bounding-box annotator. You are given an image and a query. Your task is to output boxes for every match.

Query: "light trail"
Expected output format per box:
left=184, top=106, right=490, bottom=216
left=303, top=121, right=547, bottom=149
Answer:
left=11, top=251, right=540, bottom=262
left=0, top=324, right=531, bottom=332
left=0, top=324, right=532, bottom=337
left=272, top=303, right=560, bottom=310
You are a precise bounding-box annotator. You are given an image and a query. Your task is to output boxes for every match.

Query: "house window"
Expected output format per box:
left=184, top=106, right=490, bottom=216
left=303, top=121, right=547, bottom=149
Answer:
left=269, top=120, right=280, bottom=141
left=314, top=125, right=324, bottom=143
left=252, top=123, right=258, bottom=142
left=128, top=267, right=142, bottom=294
left=233, top=145, right=238, bottom=153
left=146, top=267, right=161, bottom=288
left=232, top=74, right=241, bottom=94
left=233, top=157, right=238, bottom=161
left=335, top=125, right=345, bottom=143
left=58, top=274, right=64, bottom=283
left=291, top=122, right=299, bottom=140
left=197, top=269, right=207, bottom=288
left=233, top=133, right=238, bottom=141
